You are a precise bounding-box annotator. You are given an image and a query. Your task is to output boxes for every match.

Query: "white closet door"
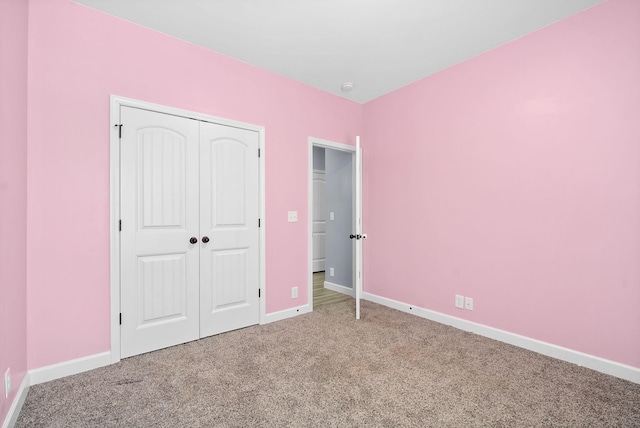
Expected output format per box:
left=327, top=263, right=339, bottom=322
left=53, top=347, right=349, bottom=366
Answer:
left=199, top=121, right=260, bottom=337
left=312, top=172, right=326, bottom=272
left=120, top=106, right=200, bottom=358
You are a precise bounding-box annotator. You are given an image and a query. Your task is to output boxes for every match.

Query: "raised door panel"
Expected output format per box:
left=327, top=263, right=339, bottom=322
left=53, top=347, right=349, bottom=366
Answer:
left=208, top=249, right=247, bottom=308
left=139, top=130, right=185, bottom=228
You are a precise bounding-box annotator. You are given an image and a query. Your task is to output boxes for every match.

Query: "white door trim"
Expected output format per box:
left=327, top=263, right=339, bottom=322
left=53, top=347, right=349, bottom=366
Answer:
left=110, top=95, right=266, bottom=363
left=307, top=137, right=357, bottom=312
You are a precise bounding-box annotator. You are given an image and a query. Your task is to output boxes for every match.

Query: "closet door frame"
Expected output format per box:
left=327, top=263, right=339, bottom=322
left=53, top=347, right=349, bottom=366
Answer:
left=109, top=95, right=266, bottom=363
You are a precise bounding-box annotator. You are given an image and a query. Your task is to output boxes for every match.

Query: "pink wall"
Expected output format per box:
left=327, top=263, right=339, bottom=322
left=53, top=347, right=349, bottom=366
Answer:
left=20, top=0, right=638, bottom=378
left=0, top=0, right=29, bottom=423
left=363, top=0, right=640, bottom=367
left=26, top=0, right=362, bottom=369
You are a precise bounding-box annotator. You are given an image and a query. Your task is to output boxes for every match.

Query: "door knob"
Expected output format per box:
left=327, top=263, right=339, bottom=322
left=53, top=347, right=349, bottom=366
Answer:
left=202, top=236, right=210, bottom=243
left=350, top=234, right=356, bottom=239
left=189, top=237, right=198, bottom=244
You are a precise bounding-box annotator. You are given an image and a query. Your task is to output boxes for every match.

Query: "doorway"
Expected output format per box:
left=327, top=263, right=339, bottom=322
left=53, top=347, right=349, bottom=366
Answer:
left=308, top=138, right=358, bottom=311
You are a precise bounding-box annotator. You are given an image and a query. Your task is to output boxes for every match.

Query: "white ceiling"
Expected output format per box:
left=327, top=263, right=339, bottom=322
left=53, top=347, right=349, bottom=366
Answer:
left=73, top=0, right=605, bottom=103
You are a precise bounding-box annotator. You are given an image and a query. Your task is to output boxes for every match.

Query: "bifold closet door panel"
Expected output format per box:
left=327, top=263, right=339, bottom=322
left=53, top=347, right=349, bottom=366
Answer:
left=120, top=106, right=200, bottom=358
left=199, top=121, right=260, bottom=338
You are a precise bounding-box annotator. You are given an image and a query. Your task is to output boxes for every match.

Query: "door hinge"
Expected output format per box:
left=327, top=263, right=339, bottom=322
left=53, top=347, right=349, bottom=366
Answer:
left=258, top=218, right=261, bottom=228
left=119, top=313, right=122, bottom=325
left=114, top=124, right=123, bottom=139
left=258, top=148, right=261, bottom=158
left=119, top=220, right=122, bottom=231
left=258, top=289, right=261, bottom=298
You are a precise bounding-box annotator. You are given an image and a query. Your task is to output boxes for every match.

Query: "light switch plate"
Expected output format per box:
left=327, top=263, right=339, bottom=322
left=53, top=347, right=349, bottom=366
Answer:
left=288, top=211, right=298, bottom=222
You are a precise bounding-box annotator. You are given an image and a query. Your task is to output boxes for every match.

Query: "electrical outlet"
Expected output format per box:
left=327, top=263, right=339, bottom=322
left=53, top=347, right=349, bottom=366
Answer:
left=330, top=212, right=335, bottom=221
left=291, top=287, right=298, bottom=299
left=465, top=297, right=473, bottom=310
left=287, top=211, right=298, bottom=222
left=329, top=268, right=334, bottom=277
left=4, top=368, right=10, bottom=399
left=455, top=295, right=464, bottom=309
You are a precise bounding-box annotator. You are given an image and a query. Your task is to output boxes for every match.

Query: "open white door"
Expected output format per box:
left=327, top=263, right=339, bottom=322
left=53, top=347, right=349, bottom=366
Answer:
left=355, top=136, right=365, bottom=319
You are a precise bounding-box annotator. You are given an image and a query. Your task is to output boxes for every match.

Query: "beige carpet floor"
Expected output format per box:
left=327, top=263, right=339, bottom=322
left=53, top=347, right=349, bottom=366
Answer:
left=16, top=300, right=640, bottom=427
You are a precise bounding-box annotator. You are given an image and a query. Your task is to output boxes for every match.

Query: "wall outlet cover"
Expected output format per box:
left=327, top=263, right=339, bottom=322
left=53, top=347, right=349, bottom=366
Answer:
left=455, top=295, right=464, bottom=309
left=329, top=268, right=334, bottom=277
left=465, top=297, right=474, bottom=310
left=287, top=211, right=298, bottom=222
left=291, top=287, right=298, bottom=299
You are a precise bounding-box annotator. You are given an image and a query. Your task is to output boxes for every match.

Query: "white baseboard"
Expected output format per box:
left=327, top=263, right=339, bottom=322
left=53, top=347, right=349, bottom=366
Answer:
left=29, top=351, right=112, bottom=386
left=27, top=305, right=310, bottom=388
left=263, top=303, right=311, bottom=324
left=324, top=281, right=355, bottom=297
left=363, top=292, right=640, bottom=384
left=2, top=372, right=29, bottom=428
